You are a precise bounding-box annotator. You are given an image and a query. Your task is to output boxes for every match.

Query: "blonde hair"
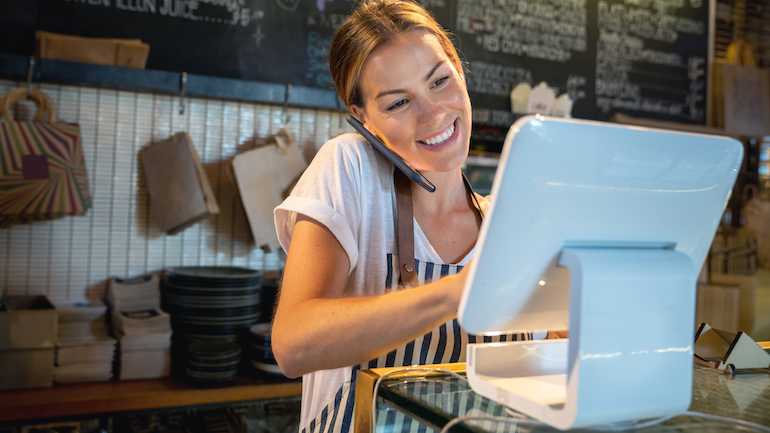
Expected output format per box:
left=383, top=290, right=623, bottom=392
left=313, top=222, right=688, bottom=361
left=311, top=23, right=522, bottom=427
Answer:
left=329, top=0, right=462, bottom=108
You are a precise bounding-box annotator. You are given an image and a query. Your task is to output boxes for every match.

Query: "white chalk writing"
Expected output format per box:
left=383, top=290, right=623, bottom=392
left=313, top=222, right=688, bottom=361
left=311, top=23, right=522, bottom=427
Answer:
left=467, top=60, right=587, bottom=109
left=456, top=0, right=587, bottom=62
left=599, top=1, right=704, bottom=44
left=595, top=0, right=705, bottom=121
left=306, top=13, right=348, bottom=29
left=277, top=0, right=300, bottom=13
left=307, top=31, right=334, bottom=88
left=65, top=0, right=111, bottom=6
left=60, top=0, right=264, bottom=27
left=467, top=60, right=533, bottom=97
left=472, top=108, right=518, bottom=126
left=566, top=74, right=587, bottom=104
left=686, top=55, right=706, bottom=121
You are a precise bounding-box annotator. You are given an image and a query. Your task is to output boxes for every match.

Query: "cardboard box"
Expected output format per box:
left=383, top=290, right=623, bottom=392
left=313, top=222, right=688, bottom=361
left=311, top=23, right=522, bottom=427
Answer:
left=710, top=273, right=757, bottom=334
left=0, top=349, right=54, bottom=390
left=0, top=296, right=57, bottom=350
left=0, top=295, right=57, bottom=390
left=696, top=284, right=740, bottom=332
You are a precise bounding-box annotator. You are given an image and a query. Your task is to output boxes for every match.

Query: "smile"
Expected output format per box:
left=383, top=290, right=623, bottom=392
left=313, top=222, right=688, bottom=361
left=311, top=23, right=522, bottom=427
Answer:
left=420, top=121, right=456, bottom=146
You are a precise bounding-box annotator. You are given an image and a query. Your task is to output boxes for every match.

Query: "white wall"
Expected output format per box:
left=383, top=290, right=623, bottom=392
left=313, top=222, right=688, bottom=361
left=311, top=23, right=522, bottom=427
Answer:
left=0, top=78, right=351, bottom=304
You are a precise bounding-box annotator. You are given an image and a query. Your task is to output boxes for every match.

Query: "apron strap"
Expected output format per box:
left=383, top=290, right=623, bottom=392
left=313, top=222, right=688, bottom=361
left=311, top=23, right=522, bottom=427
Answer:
left=395, top=169, right=419, bottom=287
left=394, top=169, right=483, bottom=287
left=462, top=172, right=484, bottom=220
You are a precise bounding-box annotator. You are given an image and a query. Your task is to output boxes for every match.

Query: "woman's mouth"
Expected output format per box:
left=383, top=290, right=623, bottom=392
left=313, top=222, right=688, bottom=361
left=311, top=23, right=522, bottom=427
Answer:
left=418, top=120, right=457, bottom=148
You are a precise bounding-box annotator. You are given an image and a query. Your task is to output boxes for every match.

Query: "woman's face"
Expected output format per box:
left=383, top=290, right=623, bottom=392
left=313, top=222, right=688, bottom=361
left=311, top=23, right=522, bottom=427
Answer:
left=350, top=30, right=472, bottom=174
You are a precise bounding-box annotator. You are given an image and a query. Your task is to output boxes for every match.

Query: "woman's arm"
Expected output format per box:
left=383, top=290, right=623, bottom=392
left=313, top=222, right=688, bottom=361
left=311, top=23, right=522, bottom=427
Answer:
left=271, top=214, right=467, bottom=379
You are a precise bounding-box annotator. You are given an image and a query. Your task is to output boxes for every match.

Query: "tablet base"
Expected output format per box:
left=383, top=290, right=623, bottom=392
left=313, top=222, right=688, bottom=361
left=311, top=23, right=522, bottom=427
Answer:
left=467, top=247, right=696, bottom=430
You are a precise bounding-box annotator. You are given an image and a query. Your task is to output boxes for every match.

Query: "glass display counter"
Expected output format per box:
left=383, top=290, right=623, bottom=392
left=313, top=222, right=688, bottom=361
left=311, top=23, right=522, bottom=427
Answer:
left=364, top=364, right=770, bottom=433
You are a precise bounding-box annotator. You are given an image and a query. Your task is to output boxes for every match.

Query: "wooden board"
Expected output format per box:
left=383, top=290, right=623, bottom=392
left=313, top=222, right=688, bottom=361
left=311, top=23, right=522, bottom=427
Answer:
left=0, top=376, right=301, bottom=423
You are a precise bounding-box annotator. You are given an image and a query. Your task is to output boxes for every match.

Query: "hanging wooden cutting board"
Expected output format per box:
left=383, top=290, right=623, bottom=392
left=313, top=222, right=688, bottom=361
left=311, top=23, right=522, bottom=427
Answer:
left=232, top=132, right=307, bottom=251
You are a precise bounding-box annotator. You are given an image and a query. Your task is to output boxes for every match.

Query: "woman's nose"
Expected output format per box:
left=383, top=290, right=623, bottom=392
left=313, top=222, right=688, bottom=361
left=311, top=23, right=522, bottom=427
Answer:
left=416, top=96, right=445, bottom=126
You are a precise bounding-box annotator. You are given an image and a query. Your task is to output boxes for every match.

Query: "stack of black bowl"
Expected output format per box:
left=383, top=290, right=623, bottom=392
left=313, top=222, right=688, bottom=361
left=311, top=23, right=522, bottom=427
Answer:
left=161, top=266, right=262, bottom=375
left=248, top=323, right=283, bottom=376
left=186, top=341, right=242, bottom=386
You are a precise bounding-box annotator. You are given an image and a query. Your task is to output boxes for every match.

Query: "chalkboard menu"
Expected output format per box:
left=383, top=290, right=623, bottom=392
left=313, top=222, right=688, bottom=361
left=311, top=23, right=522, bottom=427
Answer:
left=455, top=0, right=709, bottom=125
left=0, top=0, right=709, bottom=125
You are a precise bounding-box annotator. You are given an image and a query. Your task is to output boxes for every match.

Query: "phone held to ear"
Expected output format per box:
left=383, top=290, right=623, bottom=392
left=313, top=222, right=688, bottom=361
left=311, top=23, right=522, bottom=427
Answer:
left=346, top=116, right=436, bottom=193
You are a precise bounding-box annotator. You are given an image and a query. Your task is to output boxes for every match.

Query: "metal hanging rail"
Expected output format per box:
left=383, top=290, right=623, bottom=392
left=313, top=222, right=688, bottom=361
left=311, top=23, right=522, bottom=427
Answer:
left=0, top=52, right=341, bottom=111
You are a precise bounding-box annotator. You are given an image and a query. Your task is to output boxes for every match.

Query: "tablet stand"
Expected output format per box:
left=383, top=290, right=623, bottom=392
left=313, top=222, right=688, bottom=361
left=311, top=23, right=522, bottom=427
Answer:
left=466, top=247, right=696, bottom=430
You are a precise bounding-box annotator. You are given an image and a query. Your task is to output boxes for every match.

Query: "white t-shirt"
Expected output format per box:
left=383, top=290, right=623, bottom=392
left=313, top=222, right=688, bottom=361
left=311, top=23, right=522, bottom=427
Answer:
left=275, top=133, right=534, bottom=433
left=276, top=133, right=475, bottom=292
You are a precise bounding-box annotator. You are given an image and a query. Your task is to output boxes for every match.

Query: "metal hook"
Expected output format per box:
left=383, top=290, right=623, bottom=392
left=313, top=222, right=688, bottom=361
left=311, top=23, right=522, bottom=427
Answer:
left=179, top=72, right=187, bottom=115
left=281, top=84, right=292, bottom=126
left=26, top=56, right=35, bottom=98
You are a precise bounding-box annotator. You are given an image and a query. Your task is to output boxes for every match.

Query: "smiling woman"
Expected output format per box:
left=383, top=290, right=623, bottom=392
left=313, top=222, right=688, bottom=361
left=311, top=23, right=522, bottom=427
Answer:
left=270, top=2, right=543, bottom=433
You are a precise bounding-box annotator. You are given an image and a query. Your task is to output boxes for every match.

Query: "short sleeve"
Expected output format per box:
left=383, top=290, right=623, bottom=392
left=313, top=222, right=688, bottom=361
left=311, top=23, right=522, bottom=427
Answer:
left=274, top=135, right=365, bottom=272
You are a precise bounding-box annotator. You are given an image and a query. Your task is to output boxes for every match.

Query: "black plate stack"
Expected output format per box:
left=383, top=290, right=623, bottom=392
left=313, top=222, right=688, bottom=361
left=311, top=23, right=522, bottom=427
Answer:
left=248, top=323, right=284, bottom=376
left=186, top=341, right=242, bottom=386
left=161, top=266, right=262, bottom=374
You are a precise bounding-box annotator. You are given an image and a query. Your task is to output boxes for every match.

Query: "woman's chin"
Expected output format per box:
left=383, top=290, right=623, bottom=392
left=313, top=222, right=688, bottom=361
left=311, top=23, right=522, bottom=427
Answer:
left=414, top=153, right=469, bottom=174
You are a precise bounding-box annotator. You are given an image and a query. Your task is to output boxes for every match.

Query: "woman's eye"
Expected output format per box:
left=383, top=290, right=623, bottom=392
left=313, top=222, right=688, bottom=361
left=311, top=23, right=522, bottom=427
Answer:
left=432, top=76, right=449, bottom=88
left=386, top=99, right=407, bottom=111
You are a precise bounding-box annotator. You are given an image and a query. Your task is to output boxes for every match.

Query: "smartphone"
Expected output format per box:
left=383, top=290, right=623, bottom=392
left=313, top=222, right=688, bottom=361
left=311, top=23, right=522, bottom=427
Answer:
left=346, top=116, right=436, bottom=193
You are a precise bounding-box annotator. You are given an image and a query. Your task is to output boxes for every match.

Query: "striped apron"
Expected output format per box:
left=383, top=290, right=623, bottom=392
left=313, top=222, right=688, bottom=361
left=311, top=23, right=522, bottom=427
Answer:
left=300, top=254, right=535, bottom=433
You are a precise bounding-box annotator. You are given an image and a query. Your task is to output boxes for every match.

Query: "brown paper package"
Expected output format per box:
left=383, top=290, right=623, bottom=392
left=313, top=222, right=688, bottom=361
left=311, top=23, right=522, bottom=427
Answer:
left=35, top=31, right=150, bottom=68
left=141, top=133, right=219, bottom=235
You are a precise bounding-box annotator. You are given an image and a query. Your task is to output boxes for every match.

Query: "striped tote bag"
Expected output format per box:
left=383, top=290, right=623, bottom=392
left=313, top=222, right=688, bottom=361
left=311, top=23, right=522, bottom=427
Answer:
left=0, top=88, right=92, bottom=227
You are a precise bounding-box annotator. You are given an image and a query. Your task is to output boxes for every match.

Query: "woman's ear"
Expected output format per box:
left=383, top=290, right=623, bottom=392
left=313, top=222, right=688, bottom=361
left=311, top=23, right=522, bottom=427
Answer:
left=349, top=105, right=367, bottom=127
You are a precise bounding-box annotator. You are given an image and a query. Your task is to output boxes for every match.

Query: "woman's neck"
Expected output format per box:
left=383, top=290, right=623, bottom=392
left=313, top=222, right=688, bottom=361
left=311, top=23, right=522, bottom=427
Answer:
left=411, top=168, right=468, bottom=215
left=410, top=167, right=481, bottom=264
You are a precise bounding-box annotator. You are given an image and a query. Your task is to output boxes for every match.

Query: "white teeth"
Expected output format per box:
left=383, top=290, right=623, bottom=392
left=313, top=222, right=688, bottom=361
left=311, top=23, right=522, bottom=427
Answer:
left=423, top=122, right=455, bottom=146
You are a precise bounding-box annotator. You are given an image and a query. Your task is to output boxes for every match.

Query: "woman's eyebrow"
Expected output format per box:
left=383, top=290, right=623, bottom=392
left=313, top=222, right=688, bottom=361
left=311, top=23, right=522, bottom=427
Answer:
left=424, top=61, right=444, bottom=81
left=374, top=61, right=446, bottom=100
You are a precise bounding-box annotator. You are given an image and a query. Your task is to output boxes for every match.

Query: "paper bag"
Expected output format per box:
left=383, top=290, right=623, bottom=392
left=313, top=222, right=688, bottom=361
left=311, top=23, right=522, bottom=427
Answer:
left=141, top=133, right=219, bottom=235
left=0, top=89, right=92, bottom=227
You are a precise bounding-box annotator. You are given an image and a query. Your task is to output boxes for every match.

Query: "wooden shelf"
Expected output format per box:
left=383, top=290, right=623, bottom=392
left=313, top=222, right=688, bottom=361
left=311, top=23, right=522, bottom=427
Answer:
left=0, top=53, right=341, bottom=111
left=0, top=375, right=301, bottom=423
